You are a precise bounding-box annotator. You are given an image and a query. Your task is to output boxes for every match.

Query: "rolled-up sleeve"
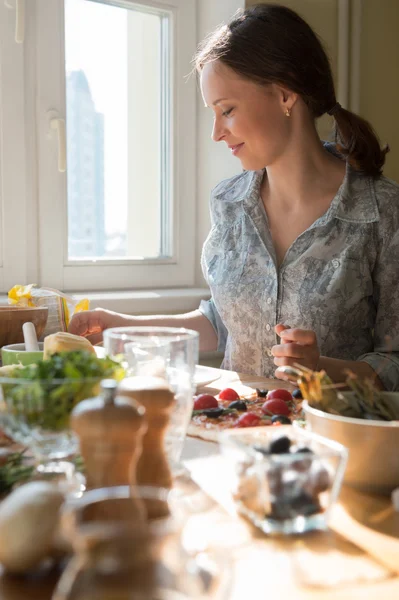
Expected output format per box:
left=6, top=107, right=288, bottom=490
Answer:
left=198, top=297, right=228, bottom=354
left=358, top=228, right=399, bottom=390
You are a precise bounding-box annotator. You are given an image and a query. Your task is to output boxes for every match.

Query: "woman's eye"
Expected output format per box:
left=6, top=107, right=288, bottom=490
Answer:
left=222, top=108, right=233, bottom=117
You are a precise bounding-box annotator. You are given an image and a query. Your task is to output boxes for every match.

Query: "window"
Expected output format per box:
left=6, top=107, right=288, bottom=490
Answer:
left=0, top=0, right=196, bottom=292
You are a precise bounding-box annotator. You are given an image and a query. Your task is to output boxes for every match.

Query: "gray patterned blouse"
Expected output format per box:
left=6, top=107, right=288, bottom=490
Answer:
left=199, top=146, right=399, bottom=390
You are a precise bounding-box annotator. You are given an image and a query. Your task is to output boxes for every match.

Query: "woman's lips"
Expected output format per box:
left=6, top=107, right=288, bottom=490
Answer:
left=229, top=143, right=244, bottom=156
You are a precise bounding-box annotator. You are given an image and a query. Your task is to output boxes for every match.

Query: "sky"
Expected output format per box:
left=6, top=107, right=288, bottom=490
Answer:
left=65, top=0, right=128, bottom=235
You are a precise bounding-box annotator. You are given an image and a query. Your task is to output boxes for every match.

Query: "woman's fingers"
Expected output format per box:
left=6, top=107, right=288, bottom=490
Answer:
left=272, top=326, right=319, bottom=372
left=279, top=328, right=317, bottom=345
left=273, top=356, right=300, bottom=367
left=86, top=332, right=104, bottom=345
left=68, top=310, right=105, bottom=337
left=274, top=323, right=290, bottom=336
left=271, top=343, right=303, bottom=359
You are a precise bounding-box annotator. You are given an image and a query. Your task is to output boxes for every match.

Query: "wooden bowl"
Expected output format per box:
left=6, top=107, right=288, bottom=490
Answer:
left=0, top=306, right=48, bottom=347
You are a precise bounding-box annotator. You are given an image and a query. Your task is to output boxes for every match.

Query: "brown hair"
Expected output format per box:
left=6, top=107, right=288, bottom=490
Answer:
left=195, top=3, right=389, bottom=176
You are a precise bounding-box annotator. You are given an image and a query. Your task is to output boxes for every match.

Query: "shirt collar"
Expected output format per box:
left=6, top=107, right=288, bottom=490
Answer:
left=213, top=169, right=261, bottom=204
left=214, top=153, right=380, bottom=225
left=326, top=165, right=380, bottom=224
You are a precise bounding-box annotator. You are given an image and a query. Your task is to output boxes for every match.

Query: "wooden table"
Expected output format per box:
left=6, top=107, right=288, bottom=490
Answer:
left=0, top=369, right=399, bottom=599
left=184, top=369, right=399, bottom=599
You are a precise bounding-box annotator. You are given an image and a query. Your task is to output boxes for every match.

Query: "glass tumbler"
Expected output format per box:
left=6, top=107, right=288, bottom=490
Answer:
left=103, top=327, right=199, bottom=465
left=52, top=485, right=230, bottom=600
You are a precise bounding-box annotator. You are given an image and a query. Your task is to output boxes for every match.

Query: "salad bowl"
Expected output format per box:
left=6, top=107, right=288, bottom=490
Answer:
left=0, top=351, right=123, bottom=490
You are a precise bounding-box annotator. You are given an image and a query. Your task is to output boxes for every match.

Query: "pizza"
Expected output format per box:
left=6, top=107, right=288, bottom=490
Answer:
left=187, top=386, right=303, bottom=442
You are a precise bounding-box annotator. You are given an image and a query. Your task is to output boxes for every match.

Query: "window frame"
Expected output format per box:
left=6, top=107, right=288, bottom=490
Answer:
left=26, top=0, right=196, bottom=291
left=0, top=2, right=30, bottom=292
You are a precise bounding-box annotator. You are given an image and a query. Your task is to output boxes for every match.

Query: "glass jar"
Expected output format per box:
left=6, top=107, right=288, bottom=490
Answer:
left=53, top=485, right=230, bottom=600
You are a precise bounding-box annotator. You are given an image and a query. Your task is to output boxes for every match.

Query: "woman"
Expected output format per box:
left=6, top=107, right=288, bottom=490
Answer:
left=69, top=4, right=399, bottom=390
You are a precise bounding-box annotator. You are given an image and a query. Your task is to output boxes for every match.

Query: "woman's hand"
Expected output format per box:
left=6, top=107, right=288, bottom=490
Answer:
left=68, top=308, right=129, bottom=345
left=272, top=324, right=320, bottom=378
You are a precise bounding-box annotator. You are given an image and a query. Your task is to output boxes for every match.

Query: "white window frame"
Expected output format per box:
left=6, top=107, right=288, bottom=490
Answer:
left=0, top=2, right=29, bottom=292
left=30, top=0, right=196, bottom=291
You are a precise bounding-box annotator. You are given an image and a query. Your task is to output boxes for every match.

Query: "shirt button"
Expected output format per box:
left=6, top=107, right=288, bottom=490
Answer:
left=267, top=297, right=272, bottom=304
left=267, top=349, right=273, bottom=357
left=332, top=259, right=340, bottom=268
left=266, top=323, right=271, bottom=331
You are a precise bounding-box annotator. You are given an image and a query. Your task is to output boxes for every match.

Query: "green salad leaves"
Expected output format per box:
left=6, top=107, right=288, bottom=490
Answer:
left=0, top=351, right=125, bottom=431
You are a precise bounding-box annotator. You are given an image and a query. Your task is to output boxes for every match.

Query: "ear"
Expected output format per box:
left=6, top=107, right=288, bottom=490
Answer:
left=274, top=84, right=299, bottom=114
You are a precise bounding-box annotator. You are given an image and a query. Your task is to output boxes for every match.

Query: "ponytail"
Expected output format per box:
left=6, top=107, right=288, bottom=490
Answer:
left=332, top=107, right=389, bottom=177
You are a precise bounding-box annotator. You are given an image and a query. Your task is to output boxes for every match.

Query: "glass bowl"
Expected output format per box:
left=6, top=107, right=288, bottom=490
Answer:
left=0, top=376, right=104, bottom=487
left=219, top=425, right=348, bottom=535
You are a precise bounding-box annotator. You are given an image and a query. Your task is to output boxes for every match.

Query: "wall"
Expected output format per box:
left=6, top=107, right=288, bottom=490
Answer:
left=359, top=0, right=399, bottom=181
left=195, top=1, right=245, bottom=367
left=245, top=0, right=399, bottom=182
left=195, top=0, right=244, bottom=288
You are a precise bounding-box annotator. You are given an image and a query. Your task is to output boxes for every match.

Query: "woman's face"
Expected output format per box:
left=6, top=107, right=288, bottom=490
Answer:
left=200, top=61, right=292, bottom=171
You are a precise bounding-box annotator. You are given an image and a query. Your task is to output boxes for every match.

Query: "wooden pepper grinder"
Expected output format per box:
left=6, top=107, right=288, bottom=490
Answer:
left=118, top=375, right=175, bottom=518
left=71, top=379, right=147, bottom=490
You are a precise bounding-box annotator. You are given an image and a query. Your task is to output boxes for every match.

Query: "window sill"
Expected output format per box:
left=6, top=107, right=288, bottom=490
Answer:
left=71, top=287, right=211, bottom=315
left=0, top=287, right=210, bottom=314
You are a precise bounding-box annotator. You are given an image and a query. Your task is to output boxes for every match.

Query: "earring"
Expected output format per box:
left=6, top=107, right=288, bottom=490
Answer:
left=285, top=108, right=291, bottom=117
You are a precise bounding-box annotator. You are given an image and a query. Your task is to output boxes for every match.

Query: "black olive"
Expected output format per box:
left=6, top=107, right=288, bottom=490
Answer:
left=270, top=492, right=321, bottom=520
left=270, top=501, right=292, bottom=520
left=289, top=492, right=321, bottom=516
left=269, top=435, right=291, bottom=454
left=202, top=407, right=225, bottom=418
left=294, top=446, right=313, bottom=454
left=311, top=465, right=331, bottom=494
left=228, top=400, right=247, bottom=411
left=256, top=388, right=268, bottom=398
left=292, top=388, right=303, bottom=400
left=271, top=415, right=291, bottom=425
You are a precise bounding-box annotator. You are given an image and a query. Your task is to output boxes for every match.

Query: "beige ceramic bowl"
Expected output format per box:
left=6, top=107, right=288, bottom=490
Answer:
left=0, top=306, right=48, bottom=347
left=303, top=394, right=399, bottom=495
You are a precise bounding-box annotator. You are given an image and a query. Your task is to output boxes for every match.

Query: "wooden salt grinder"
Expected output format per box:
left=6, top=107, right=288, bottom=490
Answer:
left=71, top=379, right=147, bottom=490
left=118, top=376, right=175, bottom=491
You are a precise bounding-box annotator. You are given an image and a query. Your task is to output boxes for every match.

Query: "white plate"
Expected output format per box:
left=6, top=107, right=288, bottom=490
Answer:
left=194, top=365, right=221, bottom=388
left=95, top=351, right=220, bottom=388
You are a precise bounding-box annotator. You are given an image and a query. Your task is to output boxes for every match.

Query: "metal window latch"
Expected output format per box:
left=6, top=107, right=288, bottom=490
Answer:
left=4, top=0, right=25, bottom=44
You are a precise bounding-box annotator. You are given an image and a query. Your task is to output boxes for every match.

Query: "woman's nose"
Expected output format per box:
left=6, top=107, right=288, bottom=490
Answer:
left=212, top=117, right=226, bottom=142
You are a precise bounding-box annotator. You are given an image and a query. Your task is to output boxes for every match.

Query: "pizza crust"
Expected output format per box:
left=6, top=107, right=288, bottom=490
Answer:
left=187, top=423, right=221, bottom=443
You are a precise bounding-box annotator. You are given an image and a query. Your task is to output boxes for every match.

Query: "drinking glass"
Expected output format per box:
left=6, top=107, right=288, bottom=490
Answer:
left=103, top=327, right=199, bottom=465
left=53, top=485, right=231, bottom=600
